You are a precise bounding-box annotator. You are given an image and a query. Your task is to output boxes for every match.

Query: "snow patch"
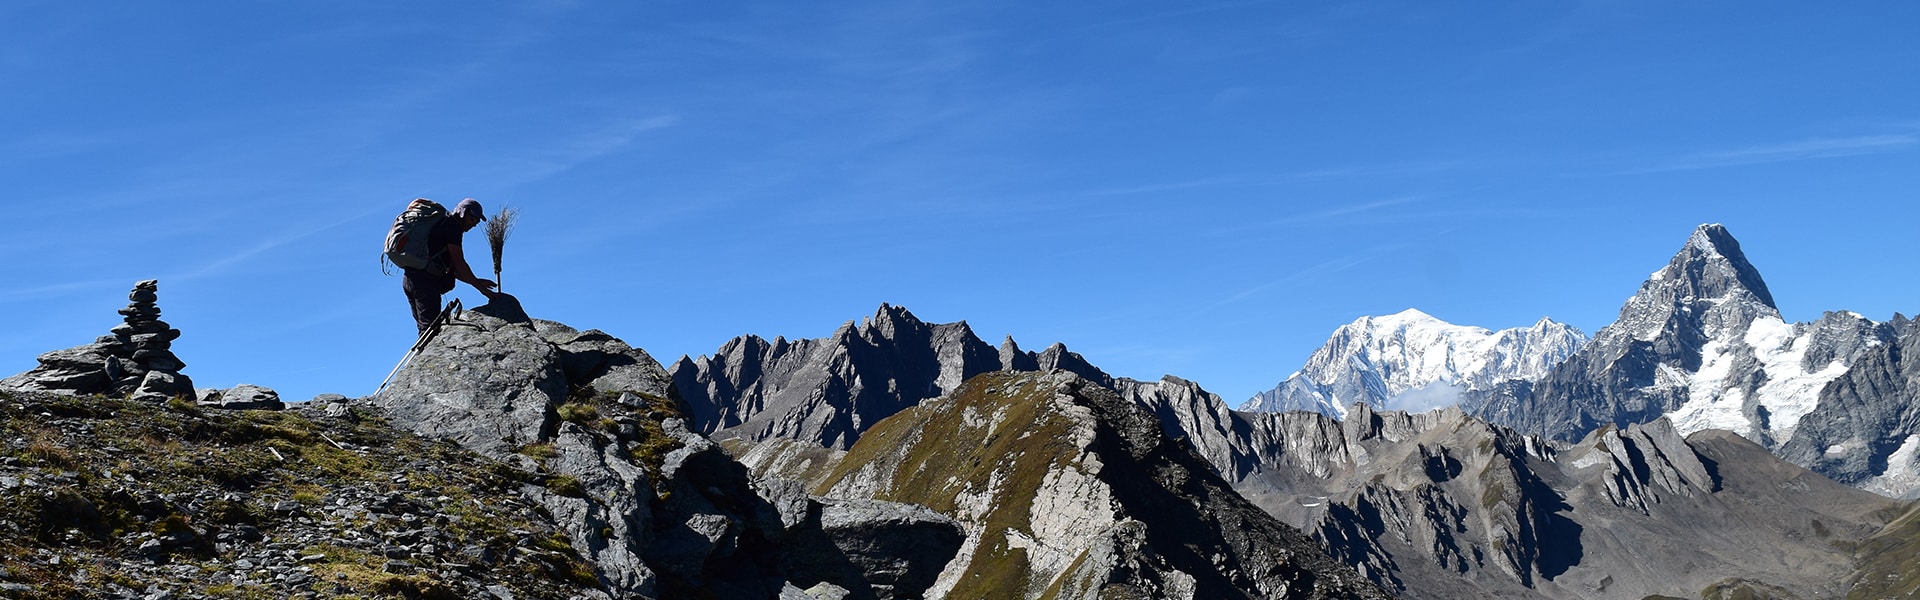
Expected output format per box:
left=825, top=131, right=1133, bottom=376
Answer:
left=1744, top=317, right=1847, bottom=434
left=1859, top=435, right=1920, bottom=499
left=1670, top=337, right=1752, bottom=437
left=1667, top=316, right=1852, bottom=444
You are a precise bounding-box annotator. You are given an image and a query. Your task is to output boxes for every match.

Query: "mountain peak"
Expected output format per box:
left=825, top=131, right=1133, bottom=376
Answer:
left=1662, top=223, right=1777, bottom=310
left=1374, top=308, right=1441, bottom=326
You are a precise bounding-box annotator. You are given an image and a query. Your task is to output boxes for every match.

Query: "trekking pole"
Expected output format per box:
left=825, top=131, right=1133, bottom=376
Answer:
left=375, top=299, right=463, bottom=395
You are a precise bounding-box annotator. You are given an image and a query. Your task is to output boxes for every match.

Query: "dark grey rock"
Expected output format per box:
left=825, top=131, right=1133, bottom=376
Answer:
left=199, top=384, right=283, bottom=411
left=373, top=306, right=565, bottom=458
left=813, top=498, right=963, bottom=600
left=1779, top=319, right=1920, bottom=497
left=670, top=303, right=1108, bottom=449
left=131, top=370, right=194, bottom=403
left=1, top=342, right=119, bottom=394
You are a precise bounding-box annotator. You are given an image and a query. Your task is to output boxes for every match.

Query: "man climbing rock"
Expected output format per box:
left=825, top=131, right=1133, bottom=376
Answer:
left=402, top=198, right=498, bottom=333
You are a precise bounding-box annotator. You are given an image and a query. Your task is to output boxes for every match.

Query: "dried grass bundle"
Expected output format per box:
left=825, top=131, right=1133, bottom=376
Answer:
left=486, top=205, right=518, bottom=291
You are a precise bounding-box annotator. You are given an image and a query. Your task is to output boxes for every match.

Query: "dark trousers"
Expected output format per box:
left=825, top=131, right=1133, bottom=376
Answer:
left=402, top=270, right=454, bottom=334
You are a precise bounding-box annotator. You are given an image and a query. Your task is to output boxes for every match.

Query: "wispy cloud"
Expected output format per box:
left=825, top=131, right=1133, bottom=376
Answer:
left=166, top=208, right=379, bottom=282
left=478, top=114, right=680, bottom=188
left=1210, top=195, right=1427, bottom=235
left=0, top=279, right=127, bottom=304
left=1625, top=132, right=1920, bottom=174
left=1184, top=245, right=1407, bottom=321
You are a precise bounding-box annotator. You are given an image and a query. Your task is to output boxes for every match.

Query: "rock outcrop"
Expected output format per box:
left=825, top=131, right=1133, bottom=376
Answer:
left=373, top=299, right=961, bottom=599
left=670, top=303, right=1111, bottom=449
left=804, top=370, right=1390, bottom=600
left=2, top=280, right=194, bottom=401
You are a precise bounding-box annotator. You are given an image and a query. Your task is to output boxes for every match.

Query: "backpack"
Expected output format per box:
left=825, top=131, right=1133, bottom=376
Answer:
left=382, top=198, right=450, bottom=274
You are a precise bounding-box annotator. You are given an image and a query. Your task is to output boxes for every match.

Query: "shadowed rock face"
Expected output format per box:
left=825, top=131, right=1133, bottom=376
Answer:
left=804, top=370, right=1391, bottom=600
left=1779, top=316, right=1920, bottom=497
left=670, top=303, right=1110, bottom=450
left=1116, top=373, right=1903, bottom=600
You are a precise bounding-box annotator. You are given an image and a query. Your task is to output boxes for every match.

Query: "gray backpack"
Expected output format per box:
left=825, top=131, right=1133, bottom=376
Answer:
left=382, top=198, right=449, bottom=274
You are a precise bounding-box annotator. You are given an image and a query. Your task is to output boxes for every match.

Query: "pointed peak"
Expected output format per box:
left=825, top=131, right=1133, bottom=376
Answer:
left=1662, top=223, right=1777, bottom=310
left=873, top=302, right=916, bottom=320
left=1686, top=223, right=1735, bottom=254
left=999, top=335, right=1021, bottom=352
left=866, top=303, right=926, bottom=336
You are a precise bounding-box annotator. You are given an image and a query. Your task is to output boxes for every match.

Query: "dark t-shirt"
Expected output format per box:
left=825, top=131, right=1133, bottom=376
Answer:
left=403, top=217, right=464, bottom=295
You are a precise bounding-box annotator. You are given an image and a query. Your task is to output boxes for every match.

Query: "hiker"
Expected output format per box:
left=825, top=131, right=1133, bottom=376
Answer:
left=401, top=198, right=498, bottom=333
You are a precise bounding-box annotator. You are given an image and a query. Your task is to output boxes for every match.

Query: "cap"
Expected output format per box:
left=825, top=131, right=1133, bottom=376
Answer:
left=454, top=198, right=487, bottom=222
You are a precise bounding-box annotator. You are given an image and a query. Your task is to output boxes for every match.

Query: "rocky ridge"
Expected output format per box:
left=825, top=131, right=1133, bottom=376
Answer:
left=669, top=303, right=1110, bottom=450
left=1240, top=310, right=1586, bottom=418
left=777, top=370, right=1389, bottom=600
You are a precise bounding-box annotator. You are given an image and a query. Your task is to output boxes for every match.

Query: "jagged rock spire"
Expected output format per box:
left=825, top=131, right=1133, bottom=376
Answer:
left=670, top=304, right=1112, bottom=449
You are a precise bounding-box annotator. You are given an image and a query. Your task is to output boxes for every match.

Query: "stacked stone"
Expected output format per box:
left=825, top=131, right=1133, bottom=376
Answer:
left=106, top=280, right=195, bottom=401
left=0, top=280, right=193, bottom=400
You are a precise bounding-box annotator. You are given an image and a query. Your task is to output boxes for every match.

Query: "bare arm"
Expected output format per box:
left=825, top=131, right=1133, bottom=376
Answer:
left=445, top=243, right=498, bottom=296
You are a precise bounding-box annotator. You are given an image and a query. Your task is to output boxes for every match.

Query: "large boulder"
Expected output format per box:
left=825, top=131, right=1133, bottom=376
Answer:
left=374, top=306, right=566, bottom=458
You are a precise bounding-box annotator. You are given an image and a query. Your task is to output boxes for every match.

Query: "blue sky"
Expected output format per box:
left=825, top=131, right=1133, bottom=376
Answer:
left=3, top=1, right=1917, bottom=404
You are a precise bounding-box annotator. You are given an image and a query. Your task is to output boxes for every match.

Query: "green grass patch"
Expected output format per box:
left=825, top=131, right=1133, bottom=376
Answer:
left=818, top=372, right=1082, bottom=599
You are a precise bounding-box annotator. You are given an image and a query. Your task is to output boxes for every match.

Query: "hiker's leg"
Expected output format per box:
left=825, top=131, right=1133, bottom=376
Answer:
left=401, top=274, right=440, bottom=334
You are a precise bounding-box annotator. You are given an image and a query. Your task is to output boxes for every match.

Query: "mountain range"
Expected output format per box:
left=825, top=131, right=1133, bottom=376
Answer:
left=672, top=300, right=1914, bottom=598
left=3, top=223, right=1916, bottom=599
left=1236, top=224, right=1920, bottom=501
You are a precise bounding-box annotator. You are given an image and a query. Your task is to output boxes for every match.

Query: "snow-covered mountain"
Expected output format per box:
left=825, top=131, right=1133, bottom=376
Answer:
left=1239, top=309, right=1588, bottom=417
left=1476, top=225, right=1886, bottom=442
left=1470, top=223, right=1920, bottom=497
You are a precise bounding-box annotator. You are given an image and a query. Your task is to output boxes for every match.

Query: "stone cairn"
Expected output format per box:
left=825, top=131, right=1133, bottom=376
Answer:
left=110, top=280, right=194, bottom=400
left=0, top=279, right=194, bottom=401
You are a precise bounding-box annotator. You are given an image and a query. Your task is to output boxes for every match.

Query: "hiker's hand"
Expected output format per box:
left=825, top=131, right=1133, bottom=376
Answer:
left=473, top=279, right=498, bottom=294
